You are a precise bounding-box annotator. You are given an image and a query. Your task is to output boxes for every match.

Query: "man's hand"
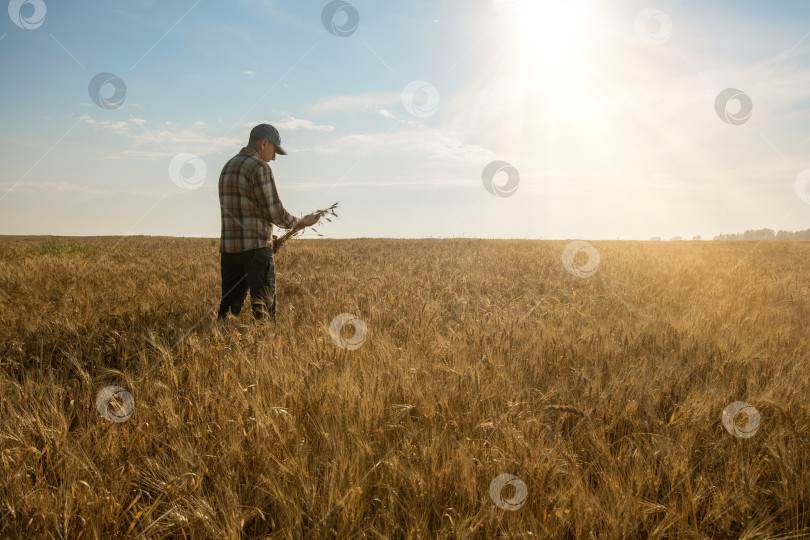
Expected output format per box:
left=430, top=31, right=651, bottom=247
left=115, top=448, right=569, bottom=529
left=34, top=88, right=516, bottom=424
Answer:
left=299, top=213, right=320, bottom=227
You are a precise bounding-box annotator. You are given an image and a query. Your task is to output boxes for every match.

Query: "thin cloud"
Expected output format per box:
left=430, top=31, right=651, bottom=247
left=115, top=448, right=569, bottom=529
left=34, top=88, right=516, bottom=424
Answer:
left=239, top=117, right=334, bottom=132
left=0, top=180, right=170, bottom=197
left=308, top=92, right=401, bottom=114
left=78, top=115, right=242, bottom=160
left=298, top=126, right=492, bottom=166
left=79, top=115, right=131, bottom=135
left=282, top=178, right=482, bottom=191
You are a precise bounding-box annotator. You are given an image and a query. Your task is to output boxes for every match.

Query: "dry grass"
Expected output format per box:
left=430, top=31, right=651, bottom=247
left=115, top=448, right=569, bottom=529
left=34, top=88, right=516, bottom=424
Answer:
left=1, top=236, right=808, bottom=539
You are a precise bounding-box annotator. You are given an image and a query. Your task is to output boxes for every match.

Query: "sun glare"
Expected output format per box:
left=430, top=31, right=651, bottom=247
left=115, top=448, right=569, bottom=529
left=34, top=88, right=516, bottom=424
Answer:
left=495, top=0, right=599, bottom=68
left=486, top=0, right=607, bottom=134
left=479, top=0, right=667, bottom=216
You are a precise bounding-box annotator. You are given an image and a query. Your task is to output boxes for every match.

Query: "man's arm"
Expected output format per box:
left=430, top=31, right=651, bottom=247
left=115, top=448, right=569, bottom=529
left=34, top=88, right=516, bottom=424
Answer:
left=252, top=162, right=299, bottom=230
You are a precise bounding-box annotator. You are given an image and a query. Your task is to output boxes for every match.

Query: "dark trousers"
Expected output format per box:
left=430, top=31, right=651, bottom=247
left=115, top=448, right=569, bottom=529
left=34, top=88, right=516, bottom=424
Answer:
left=218, top=246, right=276, bottom=322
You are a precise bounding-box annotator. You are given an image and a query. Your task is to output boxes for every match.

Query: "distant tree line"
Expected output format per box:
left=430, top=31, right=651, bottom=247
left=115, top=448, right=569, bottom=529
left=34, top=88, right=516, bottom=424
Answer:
left=713, top=228, right=810, bottom=241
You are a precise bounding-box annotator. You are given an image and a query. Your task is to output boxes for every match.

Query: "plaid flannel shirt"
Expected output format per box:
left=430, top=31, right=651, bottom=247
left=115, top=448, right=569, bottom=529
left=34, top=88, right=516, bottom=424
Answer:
left=219, top=147, right=299, bottom=253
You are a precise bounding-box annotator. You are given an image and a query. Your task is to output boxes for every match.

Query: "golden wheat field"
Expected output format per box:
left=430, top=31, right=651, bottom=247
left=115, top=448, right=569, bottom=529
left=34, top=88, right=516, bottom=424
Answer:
left=0, top=236, right=808, bottom=539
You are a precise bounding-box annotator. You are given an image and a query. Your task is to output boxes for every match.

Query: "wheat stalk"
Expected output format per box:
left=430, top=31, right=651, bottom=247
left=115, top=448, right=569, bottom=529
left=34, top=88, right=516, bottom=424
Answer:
left=272, top=202, right=339, bottom=253
left=545, top=404, right=589, bottom=420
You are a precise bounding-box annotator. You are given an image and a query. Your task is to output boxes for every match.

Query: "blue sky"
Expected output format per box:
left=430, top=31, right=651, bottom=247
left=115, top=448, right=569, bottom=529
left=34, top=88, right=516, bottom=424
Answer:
left=1, top=0, right=810, bottom=239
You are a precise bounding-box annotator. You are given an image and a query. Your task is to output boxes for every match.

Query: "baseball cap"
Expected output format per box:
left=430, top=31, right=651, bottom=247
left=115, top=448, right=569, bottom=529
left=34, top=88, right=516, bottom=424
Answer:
left=250, top=123, right=287, bottom=155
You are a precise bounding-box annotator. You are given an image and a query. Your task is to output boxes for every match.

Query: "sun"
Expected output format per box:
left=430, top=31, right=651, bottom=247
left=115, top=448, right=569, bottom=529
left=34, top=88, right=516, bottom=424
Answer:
left=494, top=0, right=599, bottom=69
left=484, top=0, right=606, bottom=137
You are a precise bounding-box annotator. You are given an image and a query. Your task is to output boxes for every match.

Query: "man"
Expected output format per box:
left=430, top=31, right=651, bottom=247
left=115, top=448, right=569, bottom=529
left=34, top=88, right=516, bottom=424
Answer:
left=217, top=123, right=319, bottom=322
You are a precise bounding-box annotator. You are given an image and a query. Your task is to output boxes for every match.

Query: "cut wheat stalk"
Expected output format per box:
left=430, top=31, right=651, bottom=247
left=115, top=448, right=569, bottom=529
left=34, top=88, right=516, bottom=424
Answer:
left=272, top=202, right=339, bottom=253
